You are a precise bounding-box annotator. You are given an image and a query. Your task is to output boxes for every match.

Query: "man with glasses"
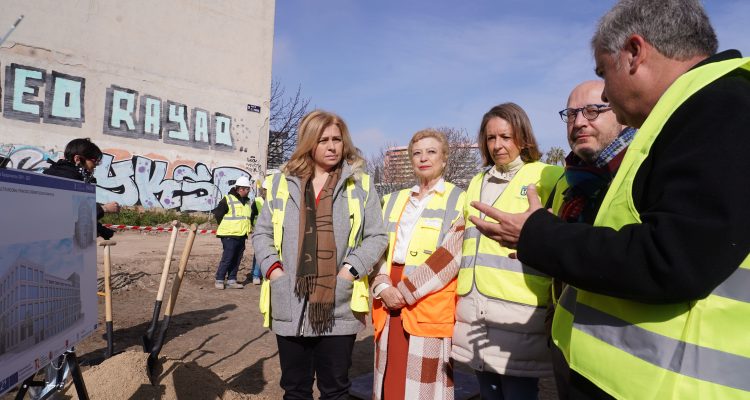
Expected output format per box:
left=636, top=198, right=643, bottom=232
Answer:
left=556, top=80, right=634, bottom=225
left=470, top=0, right=750, bottom=398
left=549, top=80, right=634, bottom=399
left=44, top=138, right=120, bottom=239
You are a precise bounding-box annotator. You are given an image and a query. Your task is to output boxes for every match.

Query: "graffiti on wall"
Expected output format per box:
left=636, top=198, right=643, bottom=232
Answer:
left=1, top=143, right=253, bottom=211
left=2, top=63, right=235, bottom=150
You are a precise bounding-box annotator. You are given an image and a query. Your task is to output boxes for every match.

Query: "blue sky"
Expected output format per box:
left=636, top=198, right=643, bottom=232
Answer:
left=272, top=1, right=749, bottom=157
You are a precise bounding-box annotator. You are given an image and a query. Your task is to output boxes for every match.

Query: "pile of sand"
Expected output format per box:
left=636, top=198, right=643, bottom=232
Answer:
left=65, top=351, right=264, bottom=399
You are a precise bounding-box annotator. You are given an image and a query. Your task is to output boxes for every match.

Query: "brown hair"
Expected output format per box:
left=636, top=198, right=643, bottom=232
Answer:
left=477, top=102, right=541, bottom=166
left=282, top=110, right=363, bottom=177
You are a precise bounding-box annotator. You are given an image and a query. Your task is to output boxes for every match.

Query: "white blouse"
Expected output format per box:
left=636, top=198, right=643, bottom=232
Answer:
left=392, top=179, right=446, bottom=264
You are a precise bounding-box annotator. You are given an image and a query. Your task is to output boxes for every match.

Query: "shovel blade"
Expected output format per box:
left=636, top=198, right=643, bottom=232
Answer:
left=146, top=353, right=160, bottom=385
left=142, top=301, right=163, bottom=353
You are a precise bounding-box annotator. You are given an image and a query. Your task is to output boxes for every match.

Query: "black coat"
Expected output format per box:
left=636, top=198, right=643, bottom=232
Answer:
left=518, top=50, right=750, bottom=304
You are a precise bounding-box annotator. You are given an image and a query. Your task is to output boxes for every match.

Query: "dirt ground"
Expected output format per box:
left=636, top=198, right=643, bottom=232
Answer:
left=4, top=230, right=557, bottom=399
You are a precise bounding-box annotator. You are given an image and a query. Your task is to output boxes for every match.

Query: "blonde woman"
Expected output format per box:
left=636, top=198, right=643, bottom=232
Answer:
left=252, top=110, right=387, bottom=399
left=371, top=129, right=465, bottom=399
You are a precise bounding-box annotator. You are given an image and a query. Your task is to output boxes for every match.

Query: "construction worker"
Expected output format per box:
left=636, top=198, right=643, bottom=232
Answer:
left=213, top=176, right=252, bottom=290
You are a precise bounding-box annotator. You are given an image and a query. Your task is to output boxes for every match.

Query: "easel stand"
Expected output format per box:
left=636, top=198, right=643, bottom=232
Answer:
left=14, top=350, right=89, bottom=400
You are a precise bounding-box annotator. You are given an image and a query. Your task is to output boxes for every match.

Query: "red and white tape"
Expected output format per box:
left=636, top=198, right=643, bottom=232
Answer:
left=103, top=224, right=217, bottom=234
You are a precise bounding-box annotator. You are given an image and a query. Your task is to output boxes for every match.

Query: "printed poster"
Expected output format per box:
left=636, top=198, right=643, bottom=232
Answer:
left=0, top=169, right=98, bottom=395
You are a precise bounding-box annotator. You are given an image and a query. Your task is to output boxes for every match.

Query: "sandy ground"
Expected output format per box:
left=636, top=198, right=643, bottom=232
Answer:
left=3, top=230, right=557, bottom=399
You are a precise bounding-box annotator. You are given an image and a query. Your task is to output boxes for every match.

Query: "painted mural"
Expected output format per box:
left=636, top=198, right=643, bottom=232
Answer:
left=0, top=143, right=257, bottom=212
left=0, top=59, right=266, bottom=211
left=3, top=63, right=236, bottom=150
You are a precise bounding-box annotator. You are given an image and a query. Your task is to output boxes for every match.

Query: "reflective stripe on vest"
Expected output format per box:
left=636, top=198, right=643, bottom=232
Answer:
left=552, top=57, right=750, bottom=399
left=215, top=194, right=251, bottom=236
left=456, top=162, right=563, bottom=306
left=372, top=183, right=465, bottom=339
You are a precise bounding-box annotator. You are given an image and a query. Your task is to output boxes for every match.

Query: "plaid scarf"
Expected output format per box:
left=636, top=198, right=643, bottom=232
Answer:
left=296, top=167, right=340, bottom=334
left=559, top=127, right=635, bottom=223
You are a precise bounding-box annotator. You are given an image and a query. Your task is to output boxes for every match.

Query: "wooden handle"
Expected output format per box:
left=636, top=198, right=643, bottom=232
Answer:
left=102, top=242, right=113, bottom=323
left=155, top=221, right=180, bottom=301
left=163, top=224, right=198, bottom=317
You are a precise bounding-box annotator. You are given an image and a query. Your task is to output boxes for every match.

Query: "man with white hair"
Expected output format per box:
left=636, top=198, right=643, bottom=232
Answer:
left=213, top=176, right=253, bottom=289
left=471, top=0, right=750, bottom=398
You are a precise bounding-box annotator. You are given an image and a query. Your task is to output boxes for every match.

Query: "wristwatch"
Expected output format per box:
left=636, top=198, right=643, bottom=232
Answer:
left=347, top=265, right=360, bottom=280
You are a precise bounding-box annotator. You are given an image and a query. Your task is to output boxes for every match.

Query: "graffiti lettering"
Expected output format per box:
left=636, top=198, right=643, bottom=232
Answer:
left=0, top=64, right=236, bottom=148
left=2, top=64, right=85, bottom=126
left=0, top=144, right=60, bottom=171
left=103, top=86, right=233, bottom=150
left=2, top=144, right=252, bottom=212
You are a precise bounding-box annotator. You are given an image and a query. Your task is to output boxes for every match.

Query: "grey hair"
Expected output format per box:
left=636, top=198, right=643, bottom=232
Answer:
left=592, top=0, right=718, bottom=60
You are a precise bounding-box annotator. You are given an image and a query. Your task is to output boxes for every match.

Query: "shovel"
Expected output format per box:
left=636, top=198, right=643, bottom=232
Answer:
left=98, top=240, right=116, bottom=358
left=147, top=223, right=198, bottom=381
left=142, top=220, right=180, bottom=353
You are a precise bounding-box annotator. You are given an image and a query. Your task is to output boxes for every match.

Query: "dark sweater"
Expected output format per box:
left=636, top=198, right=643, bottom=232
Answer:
left=518, top=50, right=750, bottom=304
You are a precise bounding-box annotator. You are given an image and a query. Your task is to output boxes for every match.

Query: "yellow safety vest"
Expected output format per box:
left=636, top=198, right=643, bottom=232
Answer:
left=372, top=183, right=465, bottom=338
left=215, top=194, right=251, bottom=236
left=259, top=172, right=372, bottom=327
left=457, top=162, right=563, bottom=306
left=553, top=57, right=750, bottom=399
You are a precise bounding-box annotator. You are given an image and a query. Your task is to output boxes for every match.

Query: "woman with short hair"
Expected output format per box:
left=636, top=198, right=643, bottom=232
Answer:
left=371, top=129, right=465, bottom=400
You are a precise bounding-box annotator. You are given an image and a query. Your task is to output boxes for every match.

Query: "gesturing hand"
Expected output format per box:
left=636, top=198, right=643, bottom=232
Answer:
left=469, top=184, right=544, bottom=249
left=380, top=287, right=406, bottom=310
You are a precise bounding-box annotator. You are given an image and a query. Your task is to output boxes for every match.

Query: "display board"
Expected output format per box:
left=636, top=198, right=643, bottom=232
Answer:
left=0, top=169, right=98, bottom=395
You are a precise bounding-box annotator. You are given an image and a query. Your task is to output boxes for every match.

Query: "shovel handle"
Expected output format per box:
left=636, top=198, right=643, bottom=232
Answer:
left=155, top=220, right=180, bottom=302
left=163, top=224, right=198, bottom=317
left=98, top=241, right=116, bottom=323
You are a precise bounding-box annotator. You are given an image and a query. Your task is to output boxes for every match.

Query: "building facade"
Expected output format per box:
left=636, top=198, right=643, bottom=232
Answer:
left=0, top=260, right=82, bottom=356
left=0, top=1, right=276, bottom=211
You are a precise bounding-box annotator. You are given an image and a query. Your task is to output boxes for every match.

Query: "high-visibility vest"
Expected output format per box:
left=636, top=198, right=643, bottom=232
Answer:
left=215, top=194, right=251, bottom=236
left=258, top=171, right=372, bottom=327
left=457, top=162, right=563, bottom=306
left=552, top=57, right=750, bottom=400
left=371, top=183, right=465, bottom=339
left=251, top=196, right=264, bottom=227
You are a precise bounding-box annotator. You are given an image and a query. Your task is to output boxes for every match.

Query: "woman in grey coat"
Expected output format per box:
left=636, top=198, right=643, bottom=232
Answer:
left=252, top=110, right=387, bottom=400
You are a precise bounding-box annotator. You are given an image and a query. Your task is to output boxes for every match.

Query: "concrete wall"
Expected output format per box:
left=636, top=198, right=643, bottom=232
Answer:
left=0, top=0, right=275, bottom=211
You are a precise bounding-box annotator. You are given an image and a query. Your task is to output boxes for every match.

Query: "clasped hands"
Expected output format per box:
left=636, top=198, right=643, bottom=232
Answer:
left=379, top=286, right=406, bottom=310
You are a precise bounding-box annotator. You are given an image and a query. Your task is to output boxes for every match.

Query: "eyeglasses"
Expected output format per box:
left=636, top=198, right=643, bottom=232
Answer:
left=558, top=104, right=612, bottom=124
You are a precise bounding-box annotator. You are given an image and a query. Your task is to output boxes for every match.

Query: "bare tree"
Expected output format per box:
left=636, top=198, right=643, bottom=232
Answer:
left=543, top=146, right=567, bottom=166
left=366, top=127, right=482, bottom=196
left=438, top=127, right=482, bottom=190
left=268, top=80, right=310, bottom=170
